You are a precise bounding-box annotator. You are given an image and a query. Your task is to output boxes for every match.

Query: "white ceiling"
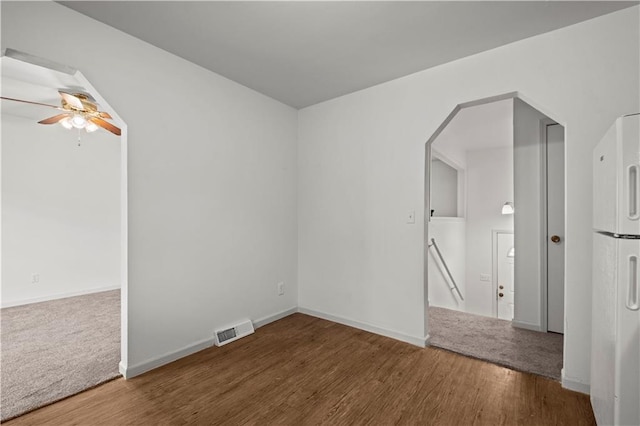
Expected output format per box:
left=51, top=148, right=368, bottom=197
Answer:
left=59, top=1, right=636, bottom=109
left=434, top=98, right=513, bottom=153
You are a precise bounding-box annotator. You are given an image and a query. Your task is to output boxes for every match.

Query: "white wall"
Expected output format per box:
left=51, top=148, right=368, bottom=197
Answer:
left=512, top=99, right=548, bottom=329
left=432, top=144, right=466, bottom=170
left=1, top=2, right=299, bottom=374
left=1, top=114, right=120, bottom=307
left=464, top=147, right=514, bottom=317
left=4, top=2, right=638, bottom=390
left=298, top=6, right=639, bottom=388
left=428, top=218, right=465, bottom=311
left=430, top=159, right=457, bottom=217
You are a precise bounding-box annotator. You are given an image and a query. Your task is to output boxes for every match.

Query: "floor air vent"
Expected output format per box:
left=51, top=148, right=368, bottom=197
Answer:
left=214, top=319, right=254, bottom=346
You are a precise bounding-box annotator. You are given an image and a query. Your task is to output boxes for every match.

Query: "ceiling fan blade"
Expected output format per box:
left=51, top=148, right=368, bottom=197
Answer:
left=59, top=91, right=84, bottom=109
left=38, top=113, right=70, bottom=125
left=98, top=111, right=113, bottom=119
left=90, top=117, right=121, bottom=136
left=1, top=96, right=61, bottom=109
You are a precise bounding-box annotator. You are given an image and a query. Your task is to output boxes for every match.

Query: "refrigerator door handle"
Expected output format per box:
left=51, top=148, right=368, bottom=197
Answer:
left=627, top=255, right=639, bottom=311
left=627, top=164, right=640, bottom=220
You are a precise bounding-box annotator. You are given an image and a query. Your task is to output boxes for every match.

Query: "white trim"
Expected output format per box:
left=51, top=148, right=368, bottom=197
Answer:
left=120, top=307, right=297, bottom=379
left=561, top=369, right=590, bottom=394
left=2, top=48, right=77, bottom=75
left=424, top=143, right=432, bottom=336
left=0, top=285, right=120, bottom=308
left=539, top=119, right=549, bottom=333
left=253, top=307, right=297, bottom=329
left=511, top=319, right=543, bottom=332
left=430, top=217, right=465, bottom=223
left=71, top=67, right=129, bottom=372
left=298, top=306, right=428, bottom=348
left=425, top=92, right=520, bottom=146
left=121, top=337, right=215, bottom=379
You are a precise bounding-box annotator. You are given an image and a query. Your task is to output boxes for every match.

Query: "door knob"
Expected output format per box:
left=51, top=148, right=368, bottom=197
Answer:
left=499, top=285, right=504, bottom=289
left=550, top=235, right=561, bottom=243
left=498, top=292, right=504, bottom=298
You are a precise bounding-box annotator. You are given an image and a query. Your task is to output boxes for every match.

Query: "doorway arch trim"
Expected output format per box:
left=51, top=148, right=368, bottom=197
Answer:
left=423, top=91, right=565, bottom=345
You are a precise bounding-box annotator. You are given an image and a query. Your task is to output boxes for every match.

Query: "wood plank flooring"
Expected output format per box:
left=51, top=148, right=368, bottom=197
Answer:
left=6, top=313, right=595, bottom=425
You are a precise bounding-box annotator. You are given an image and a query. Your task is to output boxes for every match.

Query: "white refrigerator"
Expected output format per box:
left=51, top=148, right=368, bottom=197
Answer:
left=591, top=113, right=640, bottom=426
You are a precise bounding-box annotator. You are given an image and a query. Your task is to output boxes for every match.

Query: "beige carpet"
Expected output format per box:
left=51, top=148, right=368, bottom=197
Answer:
left=428, top=307, right=563, bottom=380
left=0, top=290, right=120, bottom=421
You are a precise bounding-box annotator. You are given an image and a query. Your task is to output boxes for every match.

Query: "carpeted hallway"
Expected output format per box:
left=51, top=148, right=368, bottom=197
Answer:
left=428, top=306, right=563, bottom=380
left=0, top=290, right=120, bottom=421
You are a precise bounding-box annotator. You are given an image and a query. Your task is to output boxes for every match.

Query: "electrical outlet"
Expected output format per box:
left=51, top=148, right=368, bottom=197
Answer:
left=31, top=273, right=40, bottom=284
left=407, top=210, right=416, bottom=224
left=480, top=273, right=491, bottom=282
left=277, top=282, right=284, bottom=296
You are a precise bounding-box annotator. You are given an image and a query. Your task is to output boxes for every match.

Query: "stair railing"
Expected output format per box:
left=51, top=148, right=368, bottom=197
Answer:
left=429, top=238, right=464, bottom=301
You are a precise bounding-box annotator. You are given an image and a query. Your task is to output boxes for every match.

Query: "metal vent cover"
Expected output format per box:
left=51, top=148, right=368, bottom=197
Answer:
left=216, top=328, right=237, bottom=343
left=214, top=319, right=255, bottom=346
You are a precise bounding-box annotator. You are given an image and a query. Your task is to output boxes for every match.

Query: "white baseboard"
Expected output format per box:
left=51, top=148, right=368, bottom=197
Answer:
left=512, top=319, right=543, bottom=332
left=122, top=307, right=298, bottom=379
left=253, top=306, right=297, bottom=329
left=121, top=336, right=215, bottom=379
left=561, top=369, right=590, bottom=394
left=1, top=285, right=121, bottom=308
left=298, top=306, right=428, bottom=348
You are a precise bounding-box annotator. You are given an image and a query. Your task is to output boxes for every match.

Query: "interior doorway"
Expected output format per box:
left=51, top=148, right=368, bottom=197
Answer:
left=0, top=49, right=128, bottom=420
left=425, top=93, right=566, bottom=380
left=427, top=98, right=514, bottom=317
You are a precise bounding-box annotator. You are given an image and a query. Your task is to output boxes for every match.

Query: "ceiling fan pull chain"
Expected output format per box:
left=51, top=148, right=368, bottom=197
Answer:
left=77, top=128, right=82, bottom=147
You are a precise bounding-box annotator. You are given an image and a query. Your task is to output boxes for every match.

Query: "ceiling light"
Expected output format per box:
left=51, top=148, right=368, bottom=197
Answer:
left=85, top=121, right=98, bottom=133
left=501, top=202, right=514, bottom=215
left=71, top=114, right=87, bottom=129
left=59, top=117, right=73, bottom=130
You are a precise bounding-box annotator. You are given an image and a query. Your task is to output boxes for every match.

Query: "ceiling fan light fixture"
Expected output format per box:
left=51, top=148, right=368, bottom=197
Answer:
left=60, top=117, right=73, bottom=130
left=1, top=92, right=121, bottom=136
left=71, top=114, right=87, bottom=129
left=85, top=121, right=98, bottom=133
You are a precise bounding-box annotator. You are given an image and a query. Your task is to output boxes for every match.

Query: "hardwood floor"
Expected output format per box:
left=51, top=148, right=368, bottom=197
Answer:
left=6, top=313, right=595, bottom=425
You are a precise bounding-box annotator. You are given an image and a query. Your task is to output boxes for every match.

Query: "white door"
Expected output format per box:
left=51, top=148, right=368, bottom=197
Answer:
left=547, top=124, right=565, bottom=334
left=497, top=232, right=515, bottom=320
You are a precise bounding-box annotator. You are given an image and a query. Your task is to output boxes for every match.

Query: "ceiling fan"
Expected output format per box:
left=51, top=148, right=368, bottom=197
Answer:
left=1, top=91, right=121, bottom=136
